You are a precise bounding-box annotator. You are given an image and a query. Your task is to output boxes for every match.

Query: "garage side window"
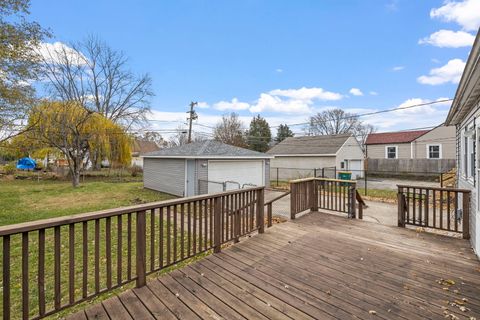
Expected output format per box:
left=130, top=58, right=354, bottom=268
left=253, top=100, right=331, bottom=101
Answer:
left=427, top=144, right=441, bottom=159
left=385, top=146, right=397, bottom=159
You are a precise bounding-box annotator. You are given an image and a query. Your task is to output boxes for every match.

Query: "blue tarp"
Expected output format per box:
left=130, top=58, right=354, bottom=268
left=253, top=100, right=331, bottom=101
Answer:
left=16, top=157, right=36, bottom=170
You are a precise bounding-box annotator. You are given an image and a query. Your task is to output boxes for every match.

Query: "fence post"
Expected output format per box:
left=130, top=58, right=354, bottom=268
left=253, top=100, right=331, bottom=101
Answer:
left=214, top=197, right=222, bottom=252
left=440, top=173, right=443, bottom=188
left=314, top=168, right=317, bottom=178
left=322, top=168, right=325, bottom=178
left=397, top=187, right=405, bottom=227
left=462, top=191, right=470, bottom=239
left=357, top=191, right=363, bottom=219
left=136, top=210, right=146, bottom=288
left=334, top=167, right=337, bottom=179
left=257, top=188, right=265, bottom=233
left=276, top=168, right=279, bottom=187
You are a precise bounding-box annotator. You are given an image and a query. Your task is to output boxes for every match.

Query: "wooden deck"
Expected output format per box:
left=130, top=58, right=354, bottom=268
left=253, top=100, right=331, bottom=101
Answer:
left=68, top=212, right=480, bottom=320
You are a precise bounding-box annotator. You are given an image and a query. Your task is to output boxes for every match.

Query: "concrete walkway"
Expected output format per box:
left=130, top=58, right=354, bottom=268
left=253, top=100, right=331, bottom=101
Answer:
left=265, top=189, right=399, bottom=227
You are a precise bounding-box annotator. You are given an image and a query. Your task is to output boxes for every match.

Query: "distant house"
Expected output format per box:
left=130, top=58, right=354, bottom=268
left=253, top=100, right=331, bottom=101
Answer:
left=131, top=140, right=161, bottom=168
left=267, top=134, right=365, bottom=180
left=444, top=30, right=480, bottom=258
left=365, top=125, right=456, bottom=175
left=142, top=140, right=272, bottom=197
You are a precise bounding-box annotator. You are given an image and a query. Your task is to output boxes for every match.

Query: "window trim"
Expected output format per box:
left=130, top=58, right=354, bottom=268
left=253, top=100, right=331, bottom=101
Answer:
left=385, top=145, right=398, bottom=159
left=426, top=144, right=442, bottom=159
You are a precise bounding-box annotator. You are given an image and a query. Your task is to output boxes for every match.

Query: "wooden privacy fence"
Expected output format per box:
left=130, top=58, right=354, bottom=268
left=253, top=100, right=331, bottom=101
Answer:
left=0, top=187, right=264, bottom=319
left=397, top=185, right=470, bottom=239
left=290, top=178, right=360, bottom=219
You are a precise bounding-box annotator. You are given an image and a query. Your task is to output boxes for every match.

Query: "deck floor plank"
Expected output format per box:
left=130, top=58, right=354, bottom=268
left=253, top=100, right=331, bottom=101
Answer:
left=101, top=296, right=133, bottom=320
left=72, top=212, right=480, bottom=320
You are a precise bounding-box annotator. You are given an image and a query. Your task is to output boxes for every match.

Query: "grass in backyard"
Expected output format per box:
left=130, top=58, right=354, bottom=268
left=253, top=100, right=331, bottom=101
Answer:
left=358, top=188, right=398, bottom=202
left=0, top=179, right=174, bottom=226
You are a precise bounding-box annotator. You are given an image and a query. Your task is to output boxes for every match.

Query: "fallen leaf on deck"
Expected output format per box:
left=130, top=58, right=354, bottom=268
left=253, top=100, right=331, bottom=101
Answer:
left=368, top=310, right=376, bottom=315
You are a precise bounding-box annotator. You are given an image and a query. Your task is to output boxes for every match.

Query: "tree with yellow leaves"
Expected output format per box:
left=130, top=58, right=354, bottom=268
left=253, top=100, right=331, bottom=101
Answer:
left=23, top=100, right=131, bottom=187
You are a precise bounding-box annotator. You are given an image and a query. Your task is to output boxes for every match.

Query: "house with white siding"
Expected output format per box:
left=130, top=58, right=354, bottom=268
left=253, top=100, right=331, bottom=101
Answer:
left=444, top=31, right=480, bottom=259
left=267, top=134, right=365, bottom=180
left=365, top=125, right=456, bottom=175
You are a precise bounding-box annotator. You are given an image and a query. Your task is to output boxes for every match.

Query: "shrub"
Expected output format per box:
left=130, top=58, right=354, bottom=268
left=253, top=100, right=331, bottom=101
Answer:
left=3, top=163, right=16, bottom=175
left=129, top=165, right=143, bottom=177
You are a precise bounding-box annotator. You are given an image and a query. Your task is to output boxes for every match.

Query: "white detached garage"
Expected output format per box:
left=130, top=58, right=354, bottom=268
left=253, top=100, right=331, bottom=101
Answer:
left=142, top=141, right=272, bottom=197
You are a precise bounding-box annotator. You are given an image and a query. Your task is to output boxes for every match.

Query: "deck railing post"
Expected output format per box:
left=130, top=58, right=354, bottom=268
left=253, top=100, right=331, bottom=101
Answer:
left=349, top=185, right=356, bottom=218
left=462, top=191, right=471, bottom=239
left=214, top=196, right=222, bottom=252
left=310, top=179, right=318, bottom=212
left=397, top=187, right=405, bottom=227
left=257, top=188, right=265, bottom=233
left=267, top=203, right=273, bottom=227
left=290, top=183, right=296, bottom=220
left=136, top=210, right=146, bottom=288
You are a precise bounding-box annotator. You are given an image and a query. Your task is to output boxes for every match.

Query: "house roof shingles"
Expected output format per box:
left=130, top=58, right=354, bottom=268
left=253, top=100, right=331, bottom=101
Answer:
left=143, top=140, right=270, bottom=158
left=266, top=134, right=351, bottom=155
left=365, top=130, right=430, bottom=145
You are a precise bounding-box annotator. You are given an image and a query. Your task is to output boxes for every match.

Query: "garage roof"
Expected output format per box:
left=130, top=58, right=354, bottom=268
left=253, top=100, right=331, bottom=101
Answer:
left=267, top=134, right=351, bottom=155
left=142, top=140, right=272, bottom=159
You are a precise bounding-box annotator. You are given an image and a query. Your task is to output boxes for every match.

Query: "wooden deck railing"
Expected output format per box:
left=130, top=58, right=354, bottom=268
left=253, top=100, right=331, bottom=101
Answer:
left=0, top=187, right=264, bottom=319
left=290, top=178, right=359, bottom=219
left=397, top=185, right=470, bottom=239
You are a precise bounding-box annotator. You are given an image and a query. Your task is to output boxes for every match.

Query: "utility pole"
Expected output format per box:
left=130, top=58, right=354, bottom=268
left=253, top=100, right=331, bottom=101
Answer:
left=187, top=101, right=198, bottom=143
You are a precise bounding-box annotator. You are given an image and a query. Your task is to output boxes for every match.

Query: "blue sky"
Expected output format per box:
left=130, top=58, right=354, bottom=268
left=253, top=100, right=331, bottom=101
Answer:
left=31, top=0, right=480, bottom=136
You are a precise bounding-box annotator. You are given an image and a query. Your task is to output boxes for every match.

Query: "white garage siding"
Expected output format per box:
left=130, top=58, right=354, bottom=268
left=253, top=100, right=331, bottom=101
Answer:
left=143, top=158, right=186, bottom=197
left=208, top=160, right=265, bottom=192
left=270, top=156, right=336, bottom=180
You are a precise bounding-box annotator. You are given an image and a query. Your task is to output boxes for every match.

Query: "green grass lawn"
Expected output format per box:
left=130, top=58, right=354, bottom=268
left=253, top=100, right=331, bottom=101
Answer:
left=0, top=179, right=174, bottom=226
left=0, top=179, right=217, bottom=319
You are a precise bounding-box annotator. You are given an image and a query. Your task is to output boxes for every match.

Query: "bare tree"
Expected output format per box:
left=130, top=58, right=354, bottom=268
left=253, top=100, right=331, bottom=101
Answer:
left=308, top=109, right=359, bottom=135
left=307, top=108, right=375, bottom=151
left=39, top=35, right=153, bottom=127
left=213, top=113, right=246, bottom=147
left=167, top=126, right=206, bottom=147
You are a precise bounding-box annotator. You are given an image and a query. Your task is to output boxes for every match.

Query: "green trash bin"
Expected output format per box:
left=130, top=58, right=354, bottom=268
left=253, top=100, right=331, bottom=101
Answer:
left=337, top=171, right=352, bottom=181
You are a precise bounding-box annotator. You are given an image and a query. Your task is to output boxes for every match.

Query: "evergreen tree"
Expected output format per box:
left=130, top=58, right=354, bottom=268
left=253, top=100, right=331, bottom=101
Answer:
left=246, top=115, right=271, bottom=152
left=275, top=124, right=294, bottom=142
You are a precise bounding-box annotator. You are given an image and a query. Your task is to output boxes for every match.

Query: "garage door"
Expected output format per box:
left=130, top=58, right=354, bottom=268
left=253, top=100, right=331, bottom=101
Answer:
left=208, top=160, right=264, bottom=192
left=348, top=160, right=363, bottom=179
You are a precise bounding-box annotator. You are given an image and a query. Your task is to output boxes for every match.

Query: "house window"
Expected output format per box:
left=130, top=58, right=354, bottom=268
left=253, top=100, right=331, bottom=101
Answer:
left=385, top=146, right=397, bottom=159
left=427, top=144, right=441, bottom=159
left=463, top=125, right=476, bottom=181
left=340, top=161, right=345, bottom=169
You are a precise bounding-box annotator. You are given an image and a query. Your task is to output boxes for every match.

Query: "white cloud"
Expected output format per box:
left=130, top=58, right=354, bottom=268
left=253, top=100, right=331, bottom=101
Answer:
left=213, top=98, right=250, bottom=111
left=250, top=93, right=312, bottom=114
left=417, top=58, right=466, bottom=85
left=196, top=102, right=209, bottom=109
left=430, top=0, right=480, bottom=31
left=369, top=91, right=379, bottom=96
left=360, top=97, right=452, bottom=131
left=419, top=29, right=475, bottom=48
left=276, top=68, right=283, bottom=73
left=392, top=66, right=405, bottom=71
left=349, top=88, right=363, bottom=96
left=36, top=42, right=87, bottom=65
left=431, top=58, right=441, bottom=63
left=268, top=87, right=342, bottom=101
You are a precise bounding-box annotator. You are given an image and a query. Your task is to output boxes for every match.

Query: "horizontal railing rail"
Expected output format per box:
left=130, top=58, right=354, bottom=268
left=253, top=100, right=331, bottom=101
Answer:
left=264, top=191, right=291, bottom=227
left=290, top=178, right=360, bottom=219
left=397, top=185, right=470, bottom=239
left=0, top=187, right=264, bottom=319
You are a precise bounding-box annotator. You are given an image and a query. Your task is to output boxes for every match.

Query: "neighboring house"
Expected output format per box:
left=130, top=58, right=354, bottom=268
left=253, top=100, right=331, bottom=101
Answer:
left=131, top=140, right=161, bottom=168
left=267, top=134, right=365, bottom=179
left=444, top=31, right=480, bottom=258
left=142, top=140, right=272, bottom=197
left=365, top=125, right=456, bottom=175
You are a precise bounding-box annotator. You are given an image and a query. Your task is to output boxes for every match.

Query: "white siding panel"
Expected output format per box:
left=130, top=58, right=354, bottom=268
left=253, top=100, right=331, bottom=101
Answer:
left=143, top=158, right=186, bottom=197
